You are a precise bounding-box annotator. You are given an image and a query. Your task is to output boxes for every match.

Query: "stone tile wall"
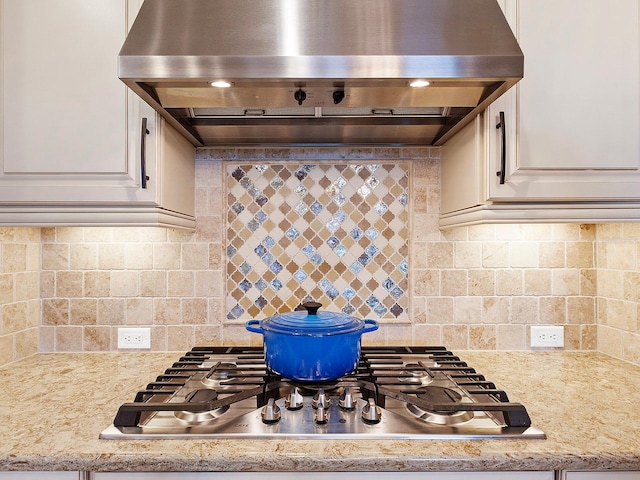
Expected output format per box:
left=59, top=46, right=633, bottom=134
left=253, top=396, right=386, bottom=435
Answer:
left=596, top=223, right=640, bottom=364
left=0, top=227, right=40, bottom=365
left=36, top=147, right=598, bottom=353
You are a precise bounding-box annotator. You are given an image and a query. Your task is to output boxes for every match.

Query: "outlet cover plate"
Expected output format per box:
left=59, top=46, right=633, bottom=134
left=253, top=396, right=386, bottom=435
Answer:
left=117, top=327, right=151, bottom=349
left=530, top=325, right=564, bottom=348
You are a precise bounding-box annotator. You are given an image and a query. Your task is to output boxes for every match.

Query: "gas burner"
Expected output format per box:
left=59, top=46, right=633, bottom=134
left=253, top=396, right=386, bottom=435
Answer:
left=201, top=362, right=238, bottom=387
left=398, top=362, right=433, bottom=386
left=289, top=380, right=340, bottom=395
left=406, top=386, right=474, bottom=425
left=174, top=389, right=230, bottom=423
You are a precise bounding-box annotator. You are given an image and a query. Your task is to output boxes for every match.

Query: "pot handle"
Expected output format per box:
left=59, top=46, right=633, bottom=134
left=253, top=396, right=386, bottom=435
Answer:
left=362, top=318, right=379, bottom=333
left=245, top=319, right=264, bottom=335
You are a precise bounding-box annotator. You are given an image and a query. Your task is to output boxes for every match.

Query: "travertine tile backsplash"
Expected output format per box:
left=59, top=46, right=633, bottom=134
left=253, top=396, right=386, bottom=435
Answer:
left=0, top=227, right=40, bottom=365
left=1, top=146, right=639, bottom=367
left=36, top=147, right=596, bottom=353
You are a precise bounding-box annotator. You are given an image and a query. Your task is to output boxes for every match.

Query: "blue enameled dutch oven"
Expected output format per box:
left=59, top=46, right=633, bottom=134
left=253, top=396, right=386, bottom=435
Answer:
left=245, top=302, right=379, bottom=381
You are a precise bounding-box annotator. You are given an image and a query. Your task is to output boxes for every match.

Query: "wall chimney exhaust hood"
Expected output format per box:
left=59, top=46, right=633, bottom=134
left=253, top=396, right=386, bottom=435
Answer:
left=119, top=0, right=523, bottom=147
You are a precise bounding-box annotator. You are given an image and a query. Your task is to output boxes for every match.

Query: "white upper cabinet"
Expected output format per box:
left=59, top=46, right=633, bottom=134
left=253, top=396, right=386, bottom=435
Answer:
left=0, top=0, right=195, bottom=229
left=441, top=0, right=640, bottom=227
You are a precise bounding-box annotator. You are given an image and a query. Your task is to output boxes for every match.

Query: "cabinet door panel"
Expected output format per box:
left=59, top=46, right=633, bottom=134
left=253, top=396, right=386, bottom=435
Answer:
left=518, top=0, right=639, bottom=171
left=2, top=0, right=128, bottom=175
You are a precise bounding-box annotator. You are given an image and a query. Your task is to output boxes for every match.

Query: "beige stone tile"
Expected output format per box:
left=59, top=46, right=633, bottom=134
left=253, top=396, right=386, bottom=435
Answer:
left=139, top=227, right=168, bottom=243
left=97, top=298, right=125, bottom=325
left=154, top=298, right=181, bottom=325
left=540, top=297, right=567, bottom=325
left=15, top=271, right=39, bottom=301
left=597, top=325, right=624, bottom=358
left=140, top=270, right=167, bottom=297
left=566, top=241, right=594, bottom=268
left=425, top=242, right=453, bottom=268
left=125, top=298, right=153, bottom=325
left=482, top=242, right=510, bottom=268
left=39, top=326, right=55, bottom=352
left=83, top=326, right=112, bottom=351
left=182, top=243, right=209, bottom=270
left=510, top=242, right=539, bottom=268
left=453, top=297, right=481, bottom=324
left=497, top=324, right=526, bottom=350
left=110, top=271, right=139, bottom=297
left=524, top=269, right=552, bottom=296
left=441, top=270, right=467, bottom=296
left=495, top=269, right=523, bottom=296
left=567, top=297, right=595, bottom=325
left=182, top=298, right=208, bottom=324
left=0, top=334, right=13, bottom=365
left=42, top=243, right=69, bottom=270
left=623, top=332, right=640, bottom=364
left=38, top=270, right=56, bottom=301
left=98, top=244, right=125, bottom=269
left=2, top=302, right=27, bottom=333
left=442, top=324, right=468, bottom=350
left=70, top=298, right=97, bottom=325
left=580, top=268, right=597, bottom=296
left=84, top=271, right=111, bottom=297
left=0, top=274, right=12, bottom=304
left=563, top=324, right=582, bottom=350
left=482, top=297, right=510, bottom=324
left=42, top=299, right=69, bottom=326
left=551, top=269, right=580, bottom=296
left=168, top=271, right=194, bottom=296
left=55, top=227, right=84, bottom=243
left=539, top=241, right=565, bottom=268
left=15, top=327, right=37, bottom=359
left=427, top=297, right=453, bottom=324
left=56, top=271, right=83, bottom=298
left=510, top=297, right=538, bottom=324
left=125, top=243, right=154, bottom=270
left=581, top=324, right=597, bottom=350
left=454, top=242, right=482, bottom=268
left=153, top=244, right=181, bottom=270
left=26, top=299, right=40, bottom=328
left=208, top=297, right=226, bottom=324
left=167, top=325, right=195, bottom=351
left=194, top=325, right=223, bottom=346
left=55, top=325, right=83, bottom=351
left=413, top=270, right=439, bottom=296
left=411, top=324, right=441, bottom=345
left=69, top=244, right=98, bottom=270
left=209, top=244, right=223, bottom=270
left=150, top=325, right=168, bottom=351
left=469, top=325, right=497, bottom=350
left=81, top=227, right=114, bottom=242
left=468, top=270, right=495, bottom=296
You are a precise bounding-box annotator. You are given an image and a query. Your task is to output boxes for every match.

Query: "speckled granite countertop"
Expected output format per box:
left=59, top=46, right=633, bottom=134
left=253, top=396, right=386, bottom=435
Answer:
left=1, top=350, right=639, bottom=473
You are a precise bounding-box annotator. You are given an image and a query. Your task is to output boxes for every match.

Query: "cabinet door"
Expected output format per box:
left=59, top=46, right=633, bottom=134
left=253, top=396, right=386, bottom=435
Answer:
left=94, top=472, right=554, bottom=479
left=488, top=0, right=640, bottom=201
left=564, top=473, right=640, bottom=479
left=0, top=0, right=158, bottom=205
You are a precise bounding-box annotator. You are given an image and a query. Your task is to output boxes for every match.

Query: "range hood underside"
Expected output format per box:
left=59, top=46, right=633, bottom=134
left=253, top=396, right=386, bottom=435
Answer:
left=129, top=79, right=511, bottom=146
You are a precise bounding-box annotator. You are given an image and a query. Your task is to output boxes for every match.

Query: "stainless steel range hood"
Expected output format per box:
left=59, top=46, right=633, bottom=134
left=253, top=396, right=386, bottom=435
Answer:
left=119, top=0, right=523, bottom=147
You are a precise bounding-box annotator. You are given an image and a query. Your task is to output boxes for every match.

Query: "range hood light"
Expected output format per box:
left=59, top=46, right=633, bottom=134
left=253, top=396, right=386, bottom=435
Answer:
left=409, top=80, right=430, bottom=88
left=210, top=81, right=233, bottom=88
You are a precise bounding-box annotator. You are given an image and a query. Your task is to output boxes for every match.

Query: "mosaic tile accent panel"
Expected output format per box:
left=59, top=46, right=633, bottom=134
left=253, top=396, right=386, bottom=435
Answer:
left=225, top=162, right=410, bottom=321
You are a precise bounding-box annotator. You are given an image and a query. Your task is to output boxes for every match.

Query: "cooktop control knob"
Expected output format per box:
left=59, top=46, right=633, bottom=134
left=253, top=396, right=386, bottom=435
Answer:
left=285, top=386, right=304, bottom=410
left=361, top=398, right=382, bottom=424
left=312, top=388, right=330, bottom=409
left=261, top=398, right=281, bottom=424
left=338, top=387, right=355, bottom=410
left=314, top=404, right=329, bottom=424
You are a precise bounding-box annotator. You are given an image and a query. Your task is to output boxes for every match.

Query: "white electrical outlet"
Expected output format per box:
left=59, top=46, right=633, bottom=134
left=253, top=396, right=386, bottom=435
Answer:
left=117, top=327, right=151, bottom=349
left=530, top=325, right=564, bottom=348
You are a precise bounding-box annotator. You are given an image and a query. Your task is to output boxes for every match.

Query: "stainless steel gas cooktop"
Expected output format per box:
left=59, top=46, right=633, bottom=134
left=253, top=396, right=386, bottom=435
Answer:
left=100, top=346, right=545, bottom=440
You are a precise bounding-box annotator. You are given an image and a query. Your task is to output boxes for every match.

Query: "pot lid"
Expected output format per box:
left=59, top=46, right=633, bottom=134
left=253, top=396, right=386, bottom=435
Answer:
left=260, top=302, right=364, bottom=336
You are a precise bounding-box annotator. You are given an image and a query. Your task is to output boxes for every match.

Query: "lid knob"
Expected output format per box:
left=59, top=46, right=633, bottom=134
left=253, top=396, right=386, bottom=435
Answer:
left=302, top=302, right=322, bottom=316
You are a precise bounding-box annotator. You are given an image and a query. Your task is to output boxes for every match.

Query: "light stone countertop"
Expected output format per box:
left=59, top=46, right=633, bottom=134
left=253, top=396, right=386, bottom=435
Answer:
left=1, top=350, right=639, bottom=473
